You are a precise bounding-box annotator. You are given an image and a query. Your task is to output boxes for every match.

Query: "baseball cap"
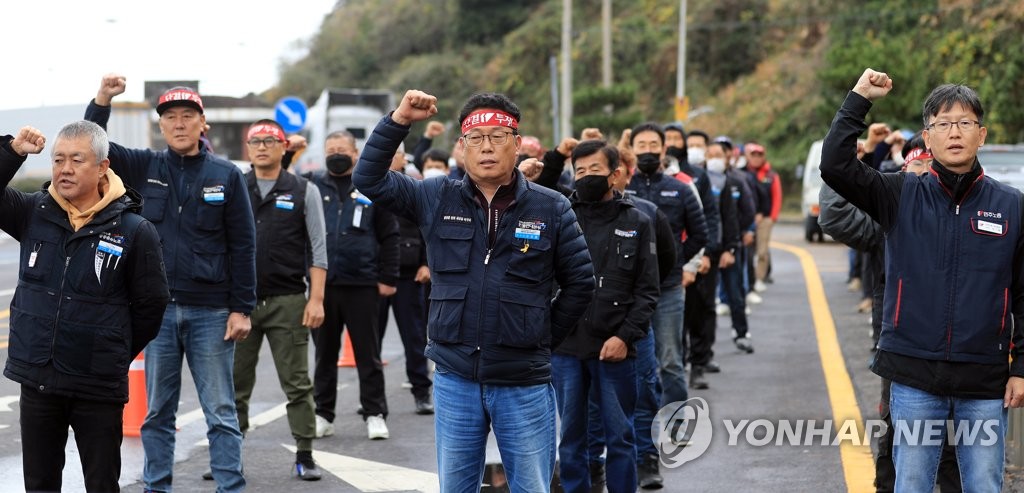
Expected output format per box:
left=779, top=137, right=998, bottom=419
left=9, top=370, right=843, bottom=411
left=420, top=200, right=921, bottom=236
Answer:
left=746, top=143, right=766, bottom=154
left=156, top=87, right=204, bottom=115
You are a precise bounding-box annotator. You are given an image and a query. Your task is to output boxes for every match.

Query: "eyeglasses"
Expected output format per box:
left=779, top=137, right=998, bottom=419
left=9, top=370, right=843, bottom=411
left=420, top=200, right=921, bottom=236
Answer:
left=927, top=120, right=981, bottom=133
left=462, top=131, right=514, bottom=147
left=246, top=137, right=282, bottom=147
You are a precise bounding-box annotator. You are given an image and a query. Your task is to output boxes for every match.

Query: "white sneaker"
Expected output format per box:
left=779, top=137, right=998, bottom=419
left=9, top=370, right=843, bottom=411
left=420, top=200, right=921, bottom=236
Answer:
left=715, top=303, right=730, bottom=316
left=367, top=415, right=389, bottom=440
left=315, top=415, right=334, bottom=438
left=754, top=280, right=767, bottom=293
left=746, top=292, right=763, bottom=305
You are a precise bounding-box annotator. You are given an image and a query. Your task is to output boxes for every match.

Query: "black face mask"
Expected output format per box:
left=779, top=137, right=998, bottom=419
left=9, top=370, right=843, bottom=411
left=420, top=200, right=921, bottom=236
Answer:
left=636, top=153, right=662, bottom=175
left=665, top=146, right=686, bottom=162
left=575, top=174, right=612, bottom=202
left=326, top=154, right=353, bottom=175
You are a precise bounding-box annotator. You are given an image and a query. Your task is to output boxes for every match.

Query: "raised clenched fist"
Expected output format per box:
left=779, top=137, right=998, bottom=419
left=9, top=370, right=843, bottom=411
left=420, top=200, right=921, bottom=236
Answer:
left=11, top=126, right=46, bottom=156
left=393, top=90, right=438, bottom=126
left=96, top=73, right=127, bottom=106
left=852, top=68, right=893, bottom=102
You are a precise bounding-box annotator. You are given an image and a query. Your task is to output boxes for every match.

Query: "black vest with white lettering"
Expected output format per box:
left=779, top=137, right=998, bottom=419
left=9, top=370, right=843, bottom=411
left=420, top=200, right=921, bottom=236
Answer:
left=247, top=170, right=309, bottom=298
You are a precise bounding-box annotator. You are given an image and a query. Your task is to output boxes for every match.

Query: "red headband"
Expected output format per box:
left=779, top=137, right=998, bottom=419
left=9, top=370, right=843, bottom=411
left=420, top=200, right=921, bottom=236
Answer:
left=905, top=147, right=933, bottom=164
left=247, top=124, right=286, bottom=142
left=460, top=109, right=519, bottom=134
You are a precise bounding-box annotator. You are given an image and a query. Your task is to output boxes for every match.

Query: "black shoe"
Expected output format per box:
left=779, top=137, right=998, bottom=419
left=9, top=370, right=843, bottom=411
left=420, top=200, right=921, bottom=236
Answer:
left=295, top=451, right=323, bottom=481
left=589, top=461, right=606, bottom=493
left=638, top=454, right=663, bottom=489
left=703, top=360, right=721, bottom=373
left=415, top=395, right=435, bottom=415
left=690, top=367, right=709, bottom=390
left=294, top=460, right=323, bottom=481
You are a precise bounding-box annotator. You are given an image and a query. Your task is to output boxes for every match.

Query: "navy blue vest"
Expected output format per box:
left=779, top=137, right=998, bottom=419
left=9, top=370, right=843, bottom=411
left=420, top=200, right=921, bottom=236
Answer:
left=880, top=172, right=1023, bottom=364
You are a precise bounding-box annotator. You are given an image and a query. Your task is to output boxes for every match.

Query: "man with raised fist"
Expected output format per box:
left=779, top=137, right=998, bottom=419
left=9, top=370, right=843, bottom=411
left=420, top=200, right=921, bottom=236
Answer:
left=353, top=90, right=595, bottom=492
left=821, top=68, right=1024, bottom=492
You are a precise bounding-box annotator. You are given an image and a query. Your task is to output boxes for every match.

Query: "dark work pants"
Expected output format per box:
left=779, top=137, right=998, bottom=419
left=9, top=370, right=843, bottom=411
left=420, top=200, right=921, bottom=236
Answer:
left=378, top=278, right=433, bottom=400
left=876, top=378, right=962, bottom=493
left=686, top=258, right=720, bottom=368
left=313, top=285, right=388, bottom=422
left=720, top=246, right=750, bottom=338
left=20, top=384, right=123, bottom=493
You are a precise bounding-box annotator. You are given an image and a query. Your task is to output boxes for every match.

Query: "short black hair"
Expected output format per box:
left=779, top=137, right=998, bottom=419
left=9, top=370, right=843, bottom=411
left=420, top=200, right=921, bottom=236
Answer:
left=687, top=130, right=710, bottom=145
left=630, top=122, right=665, bottom=146
left=922, top=84, right=984, bottom=128
left=707, top=141, right=728, bottom=155
left=572, top=140, right=619, bottom=173
left=458, top=93, right=521, bottom=134
left=903, top=132, right=926, bottom=158
left=422, top=148, right=450, bottom=164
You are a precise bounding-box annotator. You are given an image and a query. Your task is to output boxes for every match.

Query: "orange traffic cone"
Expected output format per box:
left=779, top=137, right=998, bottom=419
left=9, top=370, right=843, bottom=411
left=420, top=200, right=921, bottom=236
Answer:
left=337, top=330, right=356, bottom=367
left=123, top=352, right=147, bottom=437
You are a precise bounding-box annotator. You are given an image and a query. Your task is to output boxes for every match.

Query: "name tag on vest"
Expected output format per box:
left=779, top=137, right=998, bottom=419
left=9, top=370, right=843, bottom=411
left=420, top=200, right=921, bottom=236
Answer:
left=977, top=220, right=1004, bottom=235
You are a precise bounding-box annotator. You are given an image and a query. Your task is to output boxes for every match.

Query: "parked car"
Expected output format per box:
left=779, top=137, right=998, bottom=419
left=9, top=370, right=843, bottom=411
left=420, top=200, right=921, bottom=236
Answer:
left=979, top=144, right=1024, bottom=191
left=801, top=140, right=825, bottom=242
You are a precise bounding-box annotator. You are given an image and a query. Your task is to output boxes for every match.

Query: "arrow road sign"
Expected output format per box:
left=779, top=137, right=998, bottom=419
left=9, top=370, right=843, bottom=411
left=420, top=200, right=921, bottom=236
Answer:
left=275, top=96, right=308, bottom=133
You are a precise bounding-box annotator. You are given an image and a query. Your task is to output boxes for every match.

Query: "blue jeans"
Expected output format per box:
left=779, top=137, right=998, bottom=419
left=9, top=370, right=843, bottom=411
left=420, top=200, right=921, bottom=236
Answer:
left=142, top=304, right=245, bottom=493
left=652, top=285, right=687, bottom=404
left=588, top=329, right=661, bottom=462
left=890, top=382, right=1006, bottom=493
left=553, top=355, right=637, bottom=493
left=433, top=366, right=556, bottom=493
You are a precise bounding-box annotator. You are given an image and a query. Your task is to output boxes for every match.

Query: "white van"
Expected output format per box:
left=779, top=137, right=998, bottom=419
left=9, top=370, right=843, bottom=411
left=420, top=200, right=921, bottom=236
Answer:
left=801, top=140, right=825, bottom=242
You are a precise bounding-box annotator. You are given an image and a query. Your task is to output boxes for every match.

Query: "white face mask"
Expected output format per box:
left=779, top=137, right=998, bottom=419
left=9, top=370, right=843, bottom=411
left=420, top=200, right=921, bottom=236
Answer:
left=687, top=147, right=706, bottom=166
left=705, top=157, right=726, bottom=175
left=423, top=168, right=447, bottom=179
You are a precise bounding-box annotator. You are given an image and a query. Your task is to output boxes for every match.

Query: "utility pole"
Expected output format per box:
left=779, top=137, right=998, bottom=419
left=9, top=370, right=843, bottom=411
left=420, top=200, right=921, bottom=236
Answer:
left=550, top=55, right=560, bottom=143
left=602, top=0, right=612, bottom=89
left=675, top=0, right=688, bottom=122
left=560, top=0, right=573, bottom=140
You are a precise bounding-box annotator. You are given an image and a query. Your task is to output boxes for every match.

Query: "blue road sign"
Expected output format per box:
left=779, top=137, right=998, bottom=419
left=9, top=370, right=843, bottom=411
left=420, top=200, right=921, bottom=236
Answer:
left=275, top=96, right=308, bottom=133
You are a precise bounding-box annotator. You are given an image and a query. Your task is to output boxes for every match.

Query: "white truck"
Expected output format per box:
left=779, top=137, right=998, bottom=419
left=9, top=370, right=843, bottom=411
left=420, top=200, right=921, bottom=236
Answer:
left=292, top=88, right=395, bottom=175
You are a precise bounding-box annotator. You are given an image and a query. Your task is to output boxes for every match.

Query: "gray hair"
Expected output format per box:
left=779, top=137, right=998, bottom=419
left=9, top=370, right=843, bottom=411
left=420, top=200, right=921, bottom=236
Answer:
left=53, top=120, right=109, bottom=162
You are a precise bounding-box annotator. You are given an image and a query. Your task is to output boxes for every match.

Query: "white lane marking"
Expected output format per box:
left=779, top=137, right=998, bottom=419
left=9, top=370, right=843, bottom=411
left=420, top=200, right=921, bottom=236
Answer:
left=0, top=396, right=19, bottom=412
left=284, top=445, right=440, bottom=493
left=194, top=402, right=290, bottom=446
left=0, top=288, right=15, bottom=297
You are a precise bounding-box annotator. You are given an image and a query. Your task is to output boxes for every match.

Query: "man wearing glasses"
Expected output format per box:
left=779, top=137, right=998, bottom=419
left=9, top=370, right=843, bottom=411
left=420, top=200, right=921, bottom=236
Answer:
left=232, top=120, right=328, bottom=480
left=86, top=74, right=255, bottom=493
left=821, top=68, right=1024, bottom=492
left=353, top=90, right=595, bottom=492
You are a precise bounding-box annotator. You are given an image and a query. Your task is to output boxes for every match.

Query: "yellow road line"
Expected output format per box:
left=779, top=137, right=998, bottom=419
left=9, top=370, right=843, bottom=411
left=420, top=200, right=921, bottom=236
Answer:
left=0, top=308, right=7, bottom=349
left=771, top=241, right=874, bottom=493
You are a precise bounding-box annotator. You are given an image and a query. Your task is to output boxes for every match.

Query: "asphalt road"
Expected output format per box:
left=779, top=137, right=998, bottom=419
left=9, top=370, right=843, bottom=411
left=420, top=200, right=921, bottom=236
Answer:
left=0, top=225, right=1021, bottom=492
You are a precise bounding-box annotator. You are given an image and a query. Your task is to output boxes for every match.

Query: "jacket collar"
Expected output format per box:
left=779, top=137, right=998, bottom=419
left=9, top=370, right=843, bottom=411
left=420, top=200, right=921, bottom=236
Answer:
left=928, top=159, right=984, bottom=204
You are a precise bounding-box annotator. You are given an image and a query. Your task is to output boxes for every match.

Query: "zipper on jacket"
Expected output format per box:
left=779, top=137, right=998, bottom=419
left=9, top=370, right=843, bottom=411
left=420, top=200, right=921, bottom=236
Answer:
left=945, top=206, right=964, bottom=360
left=49, top=256, right=72, bottom=359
